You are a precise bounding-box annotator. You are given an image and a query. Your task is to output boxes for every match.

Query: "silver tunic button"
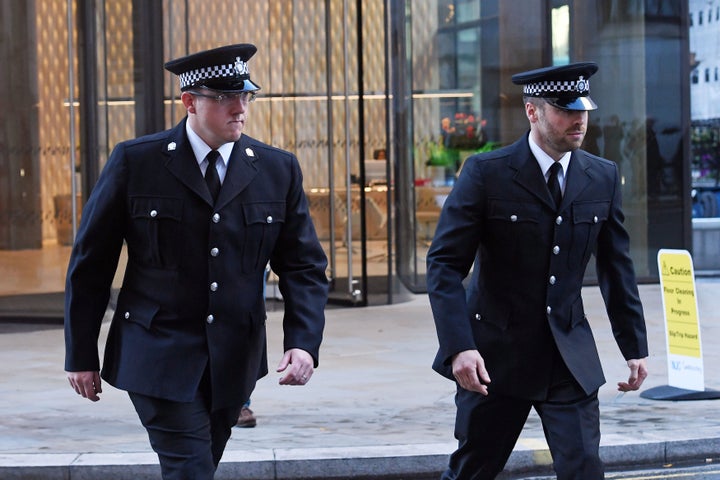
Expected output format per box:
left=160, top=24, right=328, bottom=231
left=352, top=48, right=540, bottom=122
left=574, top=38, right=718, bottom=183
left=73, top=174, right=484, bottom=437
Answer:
left=593, top=215, right=598, bottom=223
left=510, top=215, right=518, bottom=222
left=124, top=311, right=130, bottom=319
left=212, top=213, right=220, bottom=223
left=553, top=245, right=560, bottom=255
left=150, top=210, right=158, bottom=218
left=266, top=215, right=273, bottom=224
left=210, top=282, right=218, bottom=292
left=206, top=315, right=214, bottom=324
left=547, top=306, right=552, bottom=314
left=549, top=275, right=556, bottom=285
left=556, top=216, right=563, bottom=225
left=210, top=247, right=219, bottom=257
left=475, top=313, right=481, bottom=320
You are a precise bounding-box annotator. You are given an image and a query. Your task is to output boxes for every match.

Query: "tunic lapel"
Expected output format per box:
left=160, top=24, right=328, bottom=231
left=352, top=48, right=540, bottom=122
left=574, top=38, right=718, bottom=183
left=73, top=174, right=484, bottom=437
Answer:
left=509, top=136, right=594, bottom=211
left=163, top=121, right=214, bottom=205
left=561, top=152, right=592, bottom=210
left=215, top=136, right=259, bottom=210
left=509, top=138, right=556, bottom=210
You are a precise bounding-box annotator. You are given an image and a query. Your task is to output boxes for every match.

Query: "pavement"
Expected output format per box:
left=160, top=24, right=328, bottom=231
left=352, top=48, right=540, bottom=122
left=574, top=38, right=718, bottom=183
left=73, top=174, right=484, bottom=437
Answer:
left=1, top=279, right=720, bottom=479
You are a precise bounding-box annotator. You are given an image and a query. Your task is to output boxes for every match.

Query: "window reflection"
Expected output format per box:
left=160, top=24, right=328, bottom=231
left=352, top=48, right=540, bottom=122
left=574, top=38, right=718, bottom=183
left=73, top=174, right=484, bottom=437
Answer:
left=0, top=0, right=694, bottom=314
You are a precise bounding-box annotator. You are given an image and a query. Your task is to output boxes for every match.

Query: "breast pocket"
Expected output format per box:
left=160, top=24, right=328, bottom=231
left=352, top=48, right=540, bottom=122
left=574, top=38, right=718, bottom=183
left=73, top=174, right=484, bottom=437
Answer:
left=571, top=201, right=610, bottom=266
left=129, top=196, right=184, bottom=268
left=242, top=201, right=286, bottom=272
left=486, top=199, right=541, bottom=264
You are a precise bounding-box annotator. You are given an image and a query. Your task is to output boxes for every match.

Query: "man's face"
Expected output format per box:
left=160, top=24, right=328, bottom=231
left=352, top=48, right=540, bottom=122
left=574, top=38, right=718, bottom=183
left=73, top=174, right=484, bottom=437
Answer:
left=182, top=89, right=253, bottom=149
left=527, top=99, right=588, bottom=160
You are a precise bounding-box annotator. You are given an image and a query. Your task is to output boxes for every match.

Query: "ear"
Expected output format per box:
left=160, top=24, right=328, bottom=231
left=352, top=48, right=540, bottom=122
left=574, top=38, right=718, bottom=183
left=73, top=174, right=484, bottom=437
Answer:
left=525, top=101, right=538, bottom=123
left=181, top=91, right=196, bottom=114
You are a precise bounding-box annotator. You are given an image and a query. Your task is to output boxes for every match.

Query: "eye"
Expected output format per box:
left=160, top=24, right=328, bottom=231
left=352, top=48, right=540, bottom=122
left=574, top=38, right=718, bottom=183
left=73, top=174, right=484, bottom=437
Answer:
left=241, top=92, right=257, bottom=103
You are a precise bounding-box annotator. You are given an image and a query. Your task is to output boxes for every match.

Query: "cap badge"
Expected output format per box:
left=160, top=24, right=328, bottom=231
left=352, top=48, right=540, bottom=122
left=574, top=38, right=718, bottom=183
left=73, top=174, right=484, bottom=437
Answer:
left=576, top=77, right=589, bottom=93
left=235, top=57, right=249, bottom=76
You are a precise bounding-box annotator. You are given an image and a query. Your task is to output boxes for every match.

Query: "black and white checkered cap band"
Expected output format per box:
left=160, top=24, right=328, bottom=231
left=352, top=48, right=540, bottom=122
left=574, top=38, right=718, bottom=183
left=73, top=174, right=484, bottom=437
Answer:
left=178, top=57, right=250, bottom=89
left=523, top=77, right=590, bottom=96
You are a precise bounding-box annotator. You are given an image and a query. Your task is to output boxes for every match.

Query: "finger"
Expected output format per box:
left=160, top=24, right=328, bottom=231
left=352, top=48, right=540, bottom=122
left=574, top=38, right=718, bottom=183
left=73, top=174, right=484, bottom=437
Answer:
left=617, top=379, right=642, bottom=392
left=279, top=367, right=313, bottom=385
left=86, top=390, right=101, bottom=402
left=465, top=378, right=489, bottom=395
left=628, top=363, right=639, bottom=383
left=476, top=364, right=491, bottom=385
left=617, top=382, right=637, bottom=392
left=279, top=372, right=300, bottom=385
left=456, top=372, right=488, bottom=395
left=80, top=382, right=100, bottom=401
left=276, top=357, right=290, bottom=373
left=93, top=373, right=103, bottom=395
left=462, top=379, right=489, bottom=395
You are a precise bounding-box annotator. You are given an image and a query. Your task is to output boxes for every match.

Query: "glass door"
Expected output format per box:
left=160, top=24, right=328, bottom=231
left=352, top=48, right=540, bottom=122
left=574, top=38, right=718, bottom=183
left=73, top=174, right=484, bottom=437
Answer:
left=163, top=0, right=392, bottom=306
left=319, top=0, right=392, bottom=305
left=0, top=0, right=80, bottom=319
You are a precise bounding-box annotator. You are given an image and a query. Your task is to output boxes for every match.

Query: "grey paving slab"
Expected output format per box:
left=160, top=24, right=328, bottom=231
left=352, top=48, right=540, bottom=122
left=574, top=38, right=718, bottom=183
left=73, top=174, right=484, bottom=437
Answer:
left=1, top=280, right=719, bottom=478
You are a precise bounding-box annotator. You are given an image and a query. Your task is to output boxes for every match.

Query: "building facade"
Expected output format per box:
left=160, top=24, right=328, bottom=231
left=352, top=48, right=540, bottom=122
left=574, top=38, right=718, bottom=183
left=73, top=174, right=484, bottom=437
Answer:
left=0, top=0, right=691, bottom=314
left=689, top=0, right=720, bottom=217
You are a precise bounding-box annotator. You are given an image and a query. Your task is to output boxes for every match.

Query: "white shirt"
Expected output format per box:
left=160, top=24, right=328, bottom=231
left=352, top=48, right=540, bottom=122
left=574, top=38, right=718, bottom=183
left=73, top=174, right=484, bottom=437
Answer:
left=185, top=123, right=234, bottom=184
left=528, top=135, right=571, bottom=195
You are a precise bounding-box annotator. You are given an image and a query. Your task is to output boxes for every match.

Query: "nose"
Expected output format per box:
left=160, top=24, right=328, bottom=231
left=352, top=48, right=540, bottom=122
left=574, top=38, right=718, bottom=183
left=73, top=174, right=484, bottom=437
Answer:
left=231, top=97, right=247, bottom=114
left=571, top=111, right=587, bottom=124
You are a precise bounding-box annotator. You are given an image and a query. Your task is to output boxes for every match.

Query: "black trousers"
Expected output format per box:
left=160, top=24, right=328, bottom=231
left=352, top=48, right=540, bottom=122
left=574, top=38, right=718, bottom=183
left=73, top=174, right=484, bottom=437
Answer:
left=129, top=389, right=242, bottom=480
left=440, top=382, right=604, bottom=480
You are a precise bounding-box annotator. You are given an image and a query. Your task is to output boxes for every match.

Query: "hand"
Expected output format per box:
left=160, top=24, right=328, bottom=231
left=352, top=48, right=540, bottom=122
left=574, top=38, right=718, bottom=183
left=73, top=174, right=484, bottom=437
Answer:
left=67, top=371, right=102, bottom=402
left=617, top=358, right=648, bottom=392
left=277, top=348, right=314, bottom=385
left=451, top=350, right=491, bottom=395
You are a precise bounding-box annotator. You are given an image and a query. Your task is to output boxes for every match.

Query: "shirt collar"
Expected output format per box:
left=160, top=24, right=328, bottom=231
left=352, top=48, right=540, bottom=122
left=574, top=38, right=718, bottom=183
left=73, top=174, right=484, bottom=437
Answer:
left=185, top=123, right=234, bottom=167
left=528, top=134, right=571, bottom=180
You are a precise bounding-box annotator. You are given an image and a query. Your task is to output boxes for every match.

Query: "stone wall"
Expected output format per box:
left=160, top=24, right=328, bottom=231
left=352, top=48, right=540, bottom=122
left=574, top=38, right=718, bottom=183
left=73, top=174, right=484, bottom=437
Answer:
left=692, top=218, right=720, bottom=271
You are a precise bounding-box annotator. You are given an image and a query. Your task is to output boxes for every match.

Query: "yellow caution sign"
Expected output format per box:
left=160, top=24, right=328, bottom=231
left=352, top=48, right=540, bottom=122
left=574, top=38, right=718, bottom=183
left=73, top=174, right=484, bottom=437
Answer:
left=657, top=249, right=704, bottom=391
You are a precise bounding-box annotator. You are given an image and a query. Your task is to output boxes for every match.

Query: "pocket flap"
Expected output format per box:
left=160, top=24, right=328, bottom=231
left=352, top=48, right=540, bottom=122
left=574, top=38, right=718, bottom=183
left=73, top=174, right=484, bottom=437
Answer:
left=572, top=201, right=609, bottom=224
left=488, top=199, right=540, bottom=223
left=242, top=202, right=286, bottom=226
left=115, top=289, right=160, bottom=330
left=130, top=196, right=183, bottom=220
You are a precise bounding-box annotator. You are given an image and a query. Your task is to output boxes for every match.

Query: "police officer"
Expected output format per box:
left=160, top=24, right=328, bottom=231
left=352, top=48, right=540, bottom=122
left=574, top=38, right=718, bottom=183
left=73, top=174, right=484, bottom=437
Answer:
left=64, top=44, right=328, bottom=479
left=427, top=62, right=648, bottom=479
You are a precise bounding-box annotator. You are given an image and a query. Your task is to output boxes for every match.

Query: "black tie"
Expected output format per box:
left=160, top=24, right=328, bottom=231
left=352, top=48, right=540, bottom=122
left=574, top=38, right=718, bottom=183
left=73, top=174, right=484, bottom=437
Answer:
left=547, top=162, right=562, bottom=209
left=204, top=150, right=221, bottom=203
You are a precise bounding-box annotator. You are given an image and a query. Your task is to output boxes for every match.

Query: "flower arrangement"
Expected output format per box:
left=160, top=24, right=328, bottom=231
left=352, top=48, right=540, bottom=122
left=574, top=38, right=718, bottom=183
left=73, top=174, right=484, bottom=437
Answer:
left=426, top=114, right=500, bottom=167
left=441, top=113, right=487, bottom=150
left=691, top=125, right=720, bottom=186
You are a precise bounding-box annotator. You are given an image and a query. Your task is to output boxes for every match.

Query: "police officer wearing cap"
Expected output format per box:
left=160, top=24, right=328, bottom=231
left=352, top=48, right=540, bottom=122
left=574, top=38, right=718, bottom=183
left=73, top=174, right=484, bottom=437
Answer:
left=427, top=62, right=648, bottom=479
left=64, top=44, right=328, bottom=479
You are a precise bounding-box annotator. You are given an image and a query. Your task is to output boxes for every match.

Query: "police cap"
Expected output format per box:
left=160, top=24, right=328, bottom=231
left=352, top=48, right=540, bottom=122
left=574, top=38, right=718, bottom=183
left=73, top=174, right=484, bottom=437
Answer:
left=164, top=43, right=261, bottom=93
left=511, top=62, right=598, bottom=111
